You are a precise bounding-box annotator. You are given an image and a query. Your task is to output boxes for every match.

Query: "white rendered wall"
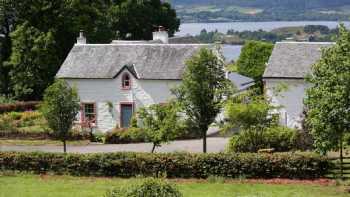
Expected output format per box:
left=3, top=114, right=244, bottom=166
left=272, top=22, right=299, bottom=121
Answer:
left=264, top=78, right=309, bottom=129
left=66, top=70, right=180, bottom=132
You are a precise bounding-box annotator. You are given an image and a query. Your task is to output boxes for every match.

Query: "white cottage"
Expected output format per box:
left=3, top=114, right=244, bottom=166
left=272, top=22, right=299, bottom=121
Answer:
left=57, top=30, right=254, bottom=132
left=56, top=30, right=215, bottom=132
left=263, top=42, right=334, bottom=129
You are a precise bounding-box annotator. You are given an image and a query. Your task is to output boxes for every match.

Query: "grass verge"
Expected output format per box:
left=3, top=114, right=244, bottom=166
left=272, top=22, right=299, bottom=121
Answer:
left=0, top=173, right=349, bottom=197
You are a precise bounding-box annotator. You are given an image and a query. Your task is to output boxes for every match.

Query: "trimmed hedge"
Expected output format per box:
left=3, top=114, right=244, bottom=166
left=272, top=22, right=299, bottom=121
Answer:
left=0, top=151, right=331, bottom=179
left=0, top=101, right=40, bottom=114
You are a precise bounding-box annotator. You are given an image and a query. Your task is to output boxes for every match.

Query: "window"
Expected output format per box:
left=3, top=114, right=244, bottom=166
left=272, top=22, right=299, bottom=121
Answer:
left=82, top=103, right=96, bottom=124
left=122, top=73, right=131, bottom=89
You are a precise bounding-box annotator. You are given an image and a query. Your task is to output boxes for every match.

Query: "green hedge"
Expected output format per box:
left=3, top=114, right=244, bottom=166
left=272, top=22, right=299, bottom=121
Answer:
left=0, top=152, right=331, bottom=179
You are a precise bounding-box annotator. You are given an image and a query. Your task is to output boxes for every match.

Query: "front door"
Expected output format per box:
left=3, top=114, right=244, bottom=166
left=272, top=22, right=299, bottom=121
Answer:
left=120, top=103, right=133, bottom=128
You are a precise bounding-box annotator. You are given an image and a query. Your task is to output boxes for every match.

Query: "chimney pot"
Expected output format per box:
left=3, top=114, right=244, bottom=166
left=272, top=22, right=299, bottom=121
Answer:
left=153, top=26, right=169, bottom=44
left=77, top=30, right=86, bottom=44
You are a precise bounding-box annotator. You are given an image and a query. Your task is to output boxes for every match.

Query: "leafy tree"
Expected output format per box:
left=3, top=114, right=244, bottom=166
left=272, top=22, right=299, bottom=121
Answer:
left=224, top=90, right=277, bottom=132
left=0, top=0, right=180, bottom=99
left=236, top=40, right=273, bottom=93
left=108, top=0, right=180, bottom=40
left=223, top=89, right=279, bottom=152
left=7, top=22, right=59, bottom=100
left=305, top=24, right=350, bottom=175
left=137, top=102, right=182, bottom=153
left=173, top=48, right=228, bottom=153
left=41, top=80, right=80, bottom=153
left=0, top=0, right=14, bottom=95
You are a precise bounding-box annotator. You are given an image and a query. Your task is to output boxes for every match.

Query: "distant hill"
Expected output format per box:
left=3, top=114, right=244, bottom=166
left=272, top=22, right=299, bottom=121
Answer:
left=170, top=0, right=350, bottom=23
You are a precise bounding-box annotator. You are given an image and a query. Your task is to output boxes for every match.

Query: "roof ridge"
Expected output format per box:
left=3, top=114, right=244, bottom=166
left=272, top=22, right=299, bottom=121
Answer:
left=75, top=43, right=210, bottom=46
left=275, top=41, right=335, bottom=45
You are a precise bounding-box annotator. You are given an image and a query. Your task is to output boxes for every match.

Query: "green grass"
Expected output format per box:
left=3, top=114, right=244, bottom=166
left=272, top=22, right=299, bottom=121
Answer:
left=0, top=174, right=349, bottom=197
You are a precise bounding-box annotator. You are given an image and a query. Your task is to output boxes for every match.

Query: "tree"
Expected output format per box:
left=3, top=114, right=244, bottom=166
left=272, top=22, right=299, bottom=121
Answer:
left=0, top=0, right=14, bottom=95
left=0, top=0, right=180, bottom=99
left=305, top=24, right=350, bottom=176
left=108, top=0, right=180, bottom=40
left=7, top=22, right=59, bottom=100
left=223, top=89, right=279, bottom=152
left=41, top=80, right=80, bottom=153
left=173, top=48, right=228, bottom=153
left=236, top=41, right=273, bottom=93
left=137, top=102, right=182, bottom=153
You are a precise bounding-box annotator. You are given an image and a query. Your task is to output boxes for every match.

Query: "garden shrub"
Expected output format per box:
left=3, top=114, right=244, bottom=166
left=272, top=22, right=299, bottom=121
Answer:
left=227, top=126, right=298, bottom=153
left=0, top=111, right=90, bottom=140
left=105, top=128, right=146, bottom=144
left=106, top=178, right=182, bottom=197
left=105, top=127, right=200, bottom=144
left=0, top=151, right=331, bottom=179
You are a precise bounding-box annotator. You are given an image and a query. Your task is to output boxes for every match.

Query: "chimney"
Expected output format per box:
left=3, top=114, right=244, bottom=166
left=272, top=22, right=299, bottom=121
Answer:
left=77, top=30, right=86, bottom=44
left=152, top=26, right=169, bottom=44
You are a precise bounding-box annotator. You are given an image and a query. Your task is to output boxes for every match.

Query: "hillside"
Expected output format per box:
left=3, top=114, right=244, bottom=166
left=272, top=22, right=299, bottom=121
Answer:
left=170, top=0, right=350, bottom=22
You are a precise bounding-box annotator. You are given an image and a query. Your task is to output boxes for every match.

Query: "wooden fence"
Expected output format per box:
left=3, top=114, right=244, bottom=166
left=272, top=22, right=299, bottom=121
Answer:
left=327, top=157, right=350, bottom=179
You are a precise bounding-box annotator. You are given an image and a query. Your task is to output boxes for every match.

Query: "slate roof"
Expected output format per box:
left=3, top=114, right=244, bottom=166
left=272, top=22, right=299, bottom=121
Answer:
left=227, top=72, right=255, bottom=91
left=263, top=42, right=334, bottom=79
left=56, top=44, right=208, bottom=80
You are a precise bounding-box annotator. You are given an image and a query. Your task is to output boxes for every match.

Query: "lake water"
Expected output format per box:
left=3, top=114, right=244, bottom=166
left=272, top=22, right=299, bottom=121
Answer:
left=176, top=21, right=350, bottom=36
left=222, top=45, right=242, bottom=62
left=181, top=21, right=350, bottom=62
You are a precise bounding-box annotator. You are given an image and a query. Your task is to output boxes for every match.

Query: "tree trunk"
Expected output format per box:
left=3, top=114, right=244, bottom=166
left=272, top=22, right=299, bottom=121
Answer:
left=151, top=144, right=156, bottom=153
left=203, top=130, right=207, bottom=153
left=63, top=140, right=67, bottom=153
left=340, top=135, right=343, bottom=179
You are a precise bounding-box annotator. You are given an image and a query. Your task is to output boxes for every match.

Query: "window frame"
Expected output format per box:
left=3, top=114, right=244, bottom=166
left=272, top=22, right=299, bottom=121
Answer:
left=81, top=102, right=97, bottom=127
left=121, top=73, right=131, bottom=90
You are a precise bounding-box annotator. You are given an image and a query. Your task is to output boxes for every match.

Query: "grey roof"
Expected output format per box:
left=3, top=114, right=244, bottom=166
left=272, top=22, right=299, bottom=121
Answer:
left=57, top=44, right=208, bottom=79
left=169, top=36, right=200, bottom=44
left=263, top=42, right=334, bottom=79
left=227, top=72, right=255, bottom=91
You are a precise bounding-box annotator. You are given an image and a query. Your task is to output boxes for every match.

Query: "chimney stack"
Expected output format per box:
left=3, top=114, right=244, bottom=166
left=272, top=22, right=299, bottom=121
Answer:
left=77, top=30, right=86, bottom=44
left=152, top=26, right=169, bottom=44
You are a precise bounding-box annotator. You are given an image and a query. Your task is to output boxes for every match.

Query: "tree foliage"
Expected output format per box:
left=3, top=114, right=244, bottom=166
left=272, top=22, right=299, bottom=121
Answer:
left=137, top=102, right=183, bottom=153
left=40, top=80, right=80, bottom=153
left=0, top=0, right=180, bottom=100
left=108, top=0, right=180, bottom=40
left=236, top=40, right=273, bottom=93
left=224, top=90, right=277, bottom=132
left=173, top=48, right=229, bottom=153
left=8, top=22, right=58, bottom=100
left=305, top=24, right=350, bottom=155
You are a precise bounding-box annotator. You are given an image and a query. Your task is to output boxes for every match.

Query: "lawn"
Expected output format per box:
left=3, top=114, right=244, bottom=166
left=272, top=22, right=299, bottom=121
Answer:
left=0, top=174, right=349, bottom=197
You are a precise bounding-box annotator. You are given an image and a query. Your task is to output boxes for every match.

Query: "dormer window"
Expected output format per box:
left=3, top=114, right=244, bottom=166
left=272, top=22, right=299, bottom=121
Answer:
left=122, top=73, right=131, bottom=89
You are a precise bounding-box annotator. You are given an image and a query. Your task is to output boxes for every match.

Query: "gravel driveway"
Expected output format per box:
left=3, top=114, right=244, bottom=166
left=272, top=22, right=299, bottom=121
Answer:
left=0, top=137, right=229, bottom=153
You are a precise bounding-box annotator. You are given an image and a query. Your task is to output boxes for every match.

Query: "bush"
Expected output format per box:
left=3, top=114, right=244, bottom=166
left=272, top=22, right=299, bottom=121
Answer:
left=0, top=101, right=40, bottom=114
left=105, top=128, right=146, bottom=144
left=105, top=127, right=201, bottom=144
left=227, top=126, right=298, bottom=153
left=0, top=111, right=90, bottom=140
left=106, top=178, right=182, bottom=197
left=345, top=133, right=350, bottom=146
left=0, top=151, right=331, bottom=179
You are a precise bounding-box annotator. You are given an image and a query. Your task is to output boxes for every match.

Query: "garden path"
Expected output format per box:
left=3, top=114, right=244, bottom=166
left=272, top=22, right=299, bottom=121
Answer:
left=0, top=137, right=229, bottom=153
